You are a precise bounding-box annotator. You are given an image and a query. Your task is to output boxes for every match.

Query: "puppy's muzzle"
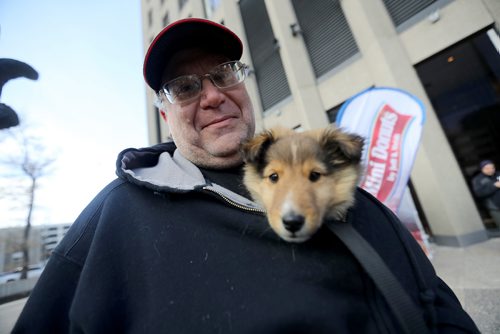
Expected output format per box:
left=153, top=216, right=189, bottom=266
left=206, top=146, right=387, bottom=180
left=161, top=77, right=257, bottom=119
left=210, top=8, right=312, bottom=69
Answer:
left=282, top=213, right=305, bottom=233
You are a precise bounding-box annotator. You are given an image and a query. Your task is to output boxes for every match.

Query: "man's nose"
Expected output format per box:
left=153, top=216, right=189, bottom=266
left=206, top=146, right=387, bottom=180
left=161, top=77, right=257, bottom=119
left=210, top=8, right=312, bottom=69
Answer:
left=199, top=78, right=225, bottom=107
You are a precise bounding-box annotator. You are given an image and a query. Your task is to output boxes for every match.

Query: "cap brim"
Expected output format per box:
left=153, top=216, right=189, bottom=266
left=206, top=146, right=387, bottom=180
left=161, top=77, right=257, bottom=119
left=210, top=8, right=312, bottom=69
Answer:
left=143, top=18, right=243, bottom=92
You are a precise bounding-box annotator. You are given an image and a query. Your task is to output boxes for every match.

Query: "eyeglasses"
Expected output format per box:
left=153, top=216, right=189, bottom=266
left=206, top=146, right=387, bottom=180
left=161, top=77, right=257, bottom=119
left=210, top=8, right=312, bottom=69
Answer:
left=159, top=61, right=249, bottom=104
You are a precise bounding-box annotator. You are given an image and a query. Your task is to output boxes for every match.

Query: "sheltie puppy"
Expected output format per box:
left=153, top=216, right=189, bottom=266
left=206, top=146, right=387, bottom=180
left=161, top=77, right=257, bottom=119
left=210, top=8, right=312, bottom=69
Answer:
left=242, top=126, right=364, bottom=243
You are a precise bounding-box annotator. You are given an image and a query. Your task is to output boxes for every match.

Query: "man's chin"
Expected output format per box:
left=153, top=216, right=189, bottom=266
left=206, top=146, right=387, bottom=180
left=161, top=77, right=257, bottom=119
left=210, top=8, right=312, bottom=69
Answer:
left=195, top=151, right=243, bottom=169
left=205, top=131, right=247, bottom=153
left=206, top=144, right=241, bottom=159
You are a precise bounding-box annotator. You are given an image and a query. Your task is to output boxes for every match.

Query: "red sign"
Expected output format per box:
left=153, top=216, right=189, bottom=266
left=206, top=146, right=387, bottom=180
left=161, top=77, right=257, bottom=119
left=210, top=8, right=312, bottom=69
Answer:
left=360, top=103, right=412, bottom=210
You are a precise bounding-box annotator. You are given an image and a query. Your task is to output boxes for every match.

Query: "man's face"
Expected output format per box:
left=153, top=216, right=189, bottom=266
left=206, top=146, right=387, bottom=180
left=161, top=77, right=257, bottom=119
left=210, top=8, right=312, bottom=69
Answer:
left=482, top=163, right=496, bottom=176
left=161, top=50, right=255, bottom=169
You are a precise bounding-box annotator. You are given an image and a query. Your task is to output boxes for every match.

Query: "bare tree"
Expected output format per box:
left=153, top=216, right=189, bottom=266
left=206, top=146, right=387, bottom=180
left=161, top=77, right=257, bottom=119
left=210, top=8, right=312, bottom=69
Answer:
left=0, top=125, right=55, bottom=279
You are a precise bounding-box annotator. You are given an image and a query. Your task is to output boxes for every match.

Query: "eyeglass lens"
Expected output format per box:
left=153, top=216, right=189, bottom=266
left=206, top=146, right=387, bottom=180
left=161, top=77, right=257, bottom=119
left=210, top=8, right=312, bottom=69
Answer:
left=161, top=61, right=247, bottom=104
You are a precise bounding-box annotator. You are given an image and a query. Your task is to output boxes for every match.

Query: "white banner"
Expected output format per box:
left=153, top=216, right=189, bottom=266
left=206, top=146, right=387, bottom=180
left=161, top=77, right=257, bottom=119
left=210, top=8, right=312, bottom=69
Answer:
left=336, top=87, right=425, bottom=212
left=336, top=87, right=430, bottom=254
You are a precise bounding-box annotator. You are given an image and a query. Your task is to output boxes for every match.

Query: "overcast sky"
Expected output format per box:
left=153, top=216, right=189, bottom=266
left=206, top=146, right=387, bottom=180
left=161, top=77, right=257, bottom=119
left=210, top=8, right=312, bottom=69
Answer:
left=0, top=1, right=149, bottom=227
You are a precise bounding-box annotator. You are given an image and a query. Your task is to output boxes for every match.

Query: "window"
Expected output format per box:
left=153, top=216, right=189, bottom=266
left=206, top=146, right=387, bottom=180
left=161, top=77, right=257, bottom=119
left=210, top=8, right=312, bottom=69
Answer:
left=327, top=104, right=342, bottom=124
left=162, top=12, right=169, bottom=27
left=179, top=0, right=188, bottom=11
left=291, top=0, right=359, bottom=78
left=148, top=9, right=153, bottom=27
left=239, top=0, right=291, bottom=111
left=383, top=0, right=441, bottom=27
left=204, top=0, right=221, bottom=17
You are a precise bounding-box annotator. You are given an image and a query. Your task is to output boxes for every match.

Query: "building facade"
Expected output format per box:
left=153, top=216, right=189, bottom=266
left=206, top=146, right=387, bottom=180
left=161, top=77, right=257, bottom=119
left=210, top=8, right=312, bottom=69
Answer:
left=140, top=0, right=500, bottom=246
left=0, top=224, right=71, bottom=273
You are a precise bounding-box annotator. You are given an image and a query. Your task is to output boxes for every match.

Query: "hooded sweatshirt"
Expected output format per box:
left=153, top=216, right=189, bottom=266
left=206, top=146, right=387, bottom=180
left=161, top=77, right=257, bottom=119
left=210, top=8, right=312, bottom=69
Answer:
left=13, top=142, right=479, bottom=333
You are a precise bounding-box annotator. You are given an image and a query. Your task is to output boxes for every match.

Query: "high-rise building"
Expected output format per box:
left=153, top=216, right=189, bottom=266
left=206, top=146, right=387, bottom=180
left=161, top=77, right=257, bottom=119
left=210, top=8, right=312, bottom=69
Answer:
left=140, top=0, right=500, bottom=247
left=0, top=224, right=71, bottom=273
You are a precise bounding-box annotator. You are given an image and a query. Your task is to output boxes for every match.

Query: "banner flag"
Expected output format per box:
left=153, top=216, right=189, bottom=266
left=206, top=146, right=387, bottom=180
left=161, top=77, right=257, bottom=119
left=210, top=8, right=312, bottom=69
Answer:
left=336, top=87, right=430, bottom=254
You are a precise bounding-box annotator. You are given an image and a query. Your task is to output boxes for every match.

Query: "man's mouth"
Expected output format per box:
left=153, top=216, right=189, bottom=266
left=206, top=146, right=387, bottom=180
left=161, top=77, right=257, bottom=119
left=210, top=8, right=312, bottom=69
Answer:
left=203, top=116, right=236, bottom=129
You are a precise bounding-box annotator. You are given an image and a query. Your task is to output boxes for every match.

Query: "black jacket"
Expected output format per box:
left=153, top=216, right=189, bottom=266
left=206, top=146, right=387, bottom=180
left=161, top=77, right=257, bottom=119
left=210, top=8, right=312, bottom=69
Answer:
left=13, top=143, right=479, bottom=333
left=472, top=171, right=500, bottom=210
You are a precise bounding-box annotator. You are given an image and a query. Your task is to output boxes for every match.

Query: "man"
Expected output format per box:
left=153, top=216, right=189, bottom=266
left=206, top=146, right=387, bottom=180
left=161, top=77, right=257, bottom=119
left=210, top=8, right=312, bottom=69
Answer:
left=472, top=159, right=500, bottom=225
left=14, top=18, right=478, bottom=333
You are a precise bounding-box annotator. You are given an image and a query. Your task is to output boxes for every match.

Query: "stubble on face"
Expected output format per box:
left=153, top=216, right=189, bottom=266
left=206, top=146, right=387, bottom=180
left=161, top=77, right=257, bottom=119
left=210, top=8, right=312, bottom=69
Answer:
left=162, top=50, right=255, bottom=169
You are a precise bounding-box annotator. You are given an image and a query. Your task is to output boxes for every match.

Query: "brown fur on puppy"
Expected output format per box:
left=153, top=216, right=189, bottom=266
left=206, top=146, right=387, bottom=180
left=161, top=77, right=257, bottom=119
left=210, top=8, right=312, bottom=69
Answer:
left=242, top=126, right=364, bottom=243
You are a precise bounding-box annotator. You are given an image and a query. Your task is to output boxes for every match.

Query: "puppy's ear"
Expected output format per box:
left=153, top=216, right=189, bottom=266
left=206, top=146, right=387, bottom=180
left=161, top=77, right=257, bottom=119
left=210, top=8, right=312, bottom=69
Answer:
left=320, top=127, right=364, bottom=164
left=241, top=130, right=275, bottom=170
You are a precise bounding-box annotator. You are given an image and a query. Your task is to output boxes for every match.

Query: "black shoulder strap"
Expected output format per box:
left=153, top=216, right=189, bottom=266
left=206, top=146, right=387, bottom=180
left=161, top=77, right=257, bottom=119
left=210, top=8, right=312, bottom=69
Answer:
left=326, top=220, right=430, bottom=334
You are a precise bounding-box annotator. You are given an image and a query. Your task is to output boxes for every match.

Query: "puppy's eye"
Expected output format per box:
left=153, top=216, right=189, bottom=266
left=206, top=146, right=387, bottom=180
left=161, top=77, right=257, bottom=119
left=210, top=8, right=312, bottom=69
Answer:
left=269, top=173, right=279, bottom=183
left=309, top=171, right=321, bottom=182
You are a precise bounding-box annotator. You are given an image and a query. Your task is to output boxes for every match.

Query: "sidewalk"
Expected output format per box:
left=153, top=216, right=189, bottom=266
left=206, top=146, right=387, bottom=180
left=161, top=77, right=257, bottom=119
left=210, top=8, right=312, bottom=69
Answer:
left=0, top=297, right=25, bottom=334
left=430, top=237, right=500, bottom=334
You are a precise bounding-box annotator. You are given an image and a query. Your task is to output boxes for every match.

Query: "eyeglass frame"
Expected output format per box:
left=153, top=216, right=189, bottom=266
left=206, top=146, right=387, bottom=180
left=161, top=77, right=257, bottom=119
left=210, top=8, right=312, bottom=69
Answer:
left=157, top=60, right=250, bottom=105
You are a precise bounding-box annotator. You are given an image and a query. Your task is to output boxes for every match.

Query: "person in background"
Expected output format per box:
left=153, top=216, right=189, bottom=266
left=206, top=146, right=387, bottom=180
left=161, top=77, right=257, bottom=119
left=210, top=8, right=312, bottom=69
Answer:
left=13, top=18, right=479, bottom=333
left=472, top=159, right=500, bottom=226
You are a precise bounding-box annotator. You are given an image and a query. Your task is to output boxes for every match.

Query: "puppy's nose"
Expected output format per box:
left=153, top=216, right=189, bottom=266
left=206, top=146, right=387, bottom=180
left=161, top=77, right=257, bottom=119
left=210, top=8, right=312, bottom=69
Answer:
left=282, top=213, right=305, bottom=233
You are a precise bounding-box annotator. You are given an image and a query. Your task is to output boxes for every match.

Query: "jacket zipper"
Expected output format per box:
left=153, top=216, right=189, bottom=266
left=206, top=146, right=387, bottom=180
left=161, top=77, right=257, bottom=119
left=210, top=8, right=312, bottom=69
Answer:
left=202, top=186, right=266, bottom=215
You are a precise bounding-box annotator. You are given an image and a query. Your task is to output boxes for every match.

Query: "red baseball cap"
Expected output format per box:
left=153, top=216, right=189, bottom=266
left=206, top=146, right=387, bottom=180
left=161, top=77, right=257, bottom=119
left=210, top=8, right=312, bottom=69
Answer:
left=143, top=18, right=243, bottom=92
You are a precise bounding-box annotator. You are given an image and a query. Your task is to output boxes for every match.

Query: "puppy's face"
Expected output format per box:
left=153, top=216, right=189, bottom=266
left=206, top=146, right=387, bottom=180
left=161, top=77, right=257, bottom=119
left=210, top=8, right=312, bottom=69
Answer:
left=242, top=126, right=363, bottom=243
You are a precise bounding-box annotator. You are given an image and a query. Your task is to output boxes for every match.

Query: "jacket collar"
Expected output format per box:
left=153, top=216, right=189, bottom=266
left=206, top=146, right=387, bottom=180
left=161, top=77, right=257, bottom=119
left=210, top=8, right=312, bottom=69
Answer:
left=116, top=142, right=263, bottom=211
